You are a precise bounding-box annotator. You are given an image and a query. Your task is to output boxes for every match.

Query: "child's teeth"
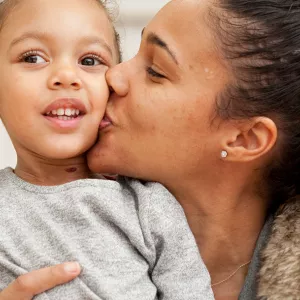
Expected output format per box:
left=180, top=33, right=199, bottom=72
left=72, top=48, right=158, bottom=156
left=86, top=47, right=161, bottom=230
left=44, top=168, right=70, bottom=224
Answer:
left=47, top=108, right=81, bottom=118
left=57, top=108, right=64, bottom=116
left=65, top=108, right=72, bottom=116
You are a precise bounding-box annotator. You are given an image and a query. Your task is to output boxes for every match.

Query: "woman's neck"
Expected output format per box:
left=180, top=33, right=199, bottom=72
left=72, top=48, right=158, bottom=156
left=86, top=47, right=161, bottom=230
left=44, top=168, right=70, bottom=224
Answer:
left=14, top=151, right=92, bottom=186
left=164, top=173, right=269, bottom=298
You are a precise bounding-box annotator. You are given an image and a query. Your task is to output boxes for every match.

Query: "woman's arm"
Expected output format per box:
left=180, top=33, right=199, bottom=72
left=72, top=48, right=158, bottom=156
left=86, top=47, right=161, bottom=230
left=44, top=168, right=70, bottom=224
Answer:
left=0, top=262, right=80, bottom=300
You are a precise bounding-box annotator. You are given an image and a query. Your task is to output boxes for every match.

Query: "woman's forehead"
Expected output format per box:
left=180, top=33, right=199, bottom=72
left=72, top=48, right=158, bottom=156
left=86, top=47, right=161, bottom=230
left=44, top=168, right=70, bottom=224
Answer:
left=156, top=0, right=211, bottom=20
left=145, top=0, right=221, bottom=67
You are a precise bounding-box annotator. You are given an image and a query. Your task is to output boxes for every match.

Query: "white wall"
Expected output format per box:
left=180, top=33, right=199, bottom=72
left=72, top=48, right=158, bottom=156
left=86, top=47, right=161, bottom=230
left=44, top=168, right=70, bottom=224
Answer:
left=0, top=121, right=16, bottom=169
left=0, top=0, right=169, bottom=169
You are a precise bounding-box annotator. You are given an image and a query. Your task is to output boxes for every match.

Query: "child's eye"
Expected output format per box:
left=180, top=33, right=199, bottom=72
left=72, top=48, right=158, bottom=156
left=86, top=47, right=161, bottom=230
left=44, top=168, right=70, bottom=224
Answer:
left=20, top=52, right=46, bottom=64
left=146, top=67, right=165, bottom=79
left=80, top=55, right=103, bottom=66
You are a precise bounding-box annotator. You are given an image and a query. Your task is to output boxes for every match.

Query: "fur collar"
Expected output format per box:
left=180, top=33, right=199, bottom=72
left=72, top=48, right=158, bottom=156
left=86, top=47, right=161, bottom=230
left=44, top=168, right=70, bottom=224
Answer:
left=258, top=196, right=300, bottom=299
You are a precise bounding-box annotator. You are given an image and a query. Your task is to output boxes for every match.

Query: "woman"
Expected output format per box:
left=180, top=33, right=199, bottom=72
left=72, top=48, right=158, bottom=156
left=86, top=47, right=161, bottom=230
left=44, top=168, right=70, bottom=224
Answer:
left=1, top=0, right=299, bottom=299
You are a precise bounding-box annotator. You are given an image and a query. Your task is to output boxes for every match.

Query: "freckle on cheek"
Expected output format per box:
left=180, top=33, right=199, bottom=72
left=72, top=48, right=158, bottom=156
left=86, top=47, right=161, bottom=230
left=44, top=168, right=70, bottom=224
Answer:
left=204, top=68, right=215, bottom=79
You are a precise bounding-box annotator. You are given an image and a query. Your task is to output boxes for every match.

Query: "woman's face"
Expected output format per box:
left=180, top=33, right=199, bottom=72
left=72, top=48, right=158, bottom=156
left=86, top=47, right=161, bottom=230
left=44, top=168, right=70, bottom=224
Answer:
left=88, top=0, right=229, bottom=182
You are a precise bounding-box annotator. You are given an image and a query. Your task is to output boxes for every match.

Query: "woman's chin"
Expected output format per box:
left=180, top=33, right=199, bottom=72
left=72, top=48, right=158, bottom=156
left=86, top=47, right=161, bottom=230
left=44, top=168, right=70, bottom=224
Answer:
left=87, top=142, right=117, bottom=174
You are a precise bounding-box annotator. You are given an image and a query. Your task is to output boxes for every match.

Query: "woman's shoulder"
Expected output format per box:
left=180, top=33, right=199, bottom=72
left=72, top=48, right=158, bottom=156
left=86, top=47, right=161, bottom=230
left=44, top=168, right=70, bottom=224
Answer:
left=257, top=196, right=300, bottom=299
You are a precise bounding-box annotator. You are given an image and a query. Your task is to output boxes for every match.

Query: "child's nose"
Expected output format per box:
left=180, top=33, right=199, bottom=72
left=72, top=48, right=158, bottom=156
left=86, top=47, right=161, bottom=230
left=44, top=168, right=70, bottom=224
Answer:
left=48, top=66, right=82, bottom=90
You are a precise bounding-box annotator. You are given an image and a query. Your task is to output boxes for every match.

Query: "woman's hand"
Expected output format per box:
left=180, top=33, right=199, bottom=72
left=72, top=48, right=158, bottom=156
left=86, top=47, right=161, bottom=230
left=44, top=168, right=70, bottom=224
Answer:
left=0, top=262, right=81, bottom=300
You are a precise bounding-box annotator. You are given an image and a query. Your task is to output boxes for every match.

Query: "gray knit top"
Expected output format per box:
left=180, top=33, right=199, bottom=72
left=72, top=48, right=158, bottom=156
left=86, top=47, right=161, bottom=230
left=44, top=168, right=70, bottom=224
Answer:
left=0, top=168, right=214, bottom=300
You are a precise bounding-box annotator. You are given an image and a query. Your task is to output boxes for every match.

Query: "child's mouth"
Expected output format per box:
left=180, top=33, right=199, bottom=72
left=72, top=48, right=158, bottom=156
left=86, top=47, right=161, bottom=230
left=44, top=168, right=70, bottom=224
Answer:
left=44, top=108, right=82, bottom=120
left=43, top=98, right=87, bottom=129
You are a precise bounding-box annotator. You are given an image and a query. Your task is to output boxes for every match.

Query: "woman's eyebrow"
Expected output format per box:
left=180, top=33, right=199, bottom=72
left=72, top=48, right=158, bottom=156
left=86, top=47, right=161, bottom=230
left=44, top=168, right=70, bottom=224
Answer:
left=141, top=28, right=179, bottom=65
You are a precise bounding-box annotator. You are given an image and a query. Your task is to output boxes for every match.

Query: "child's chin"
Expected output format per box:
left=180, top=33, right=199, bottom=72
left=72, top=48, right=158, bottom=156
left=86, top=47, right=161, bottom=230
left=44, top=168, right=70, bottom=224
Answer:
left=37, top=136, right=97, bottom=160
left=39, top=144, right=90, bottom=160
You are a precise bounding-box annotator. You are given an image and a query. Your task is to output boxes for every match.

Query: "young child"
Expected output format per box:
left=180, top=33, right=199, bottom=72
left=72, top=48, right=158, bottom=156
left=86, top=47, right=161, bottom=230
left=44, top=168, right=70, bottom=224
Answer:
left=0, top=0, right=214, bottom=299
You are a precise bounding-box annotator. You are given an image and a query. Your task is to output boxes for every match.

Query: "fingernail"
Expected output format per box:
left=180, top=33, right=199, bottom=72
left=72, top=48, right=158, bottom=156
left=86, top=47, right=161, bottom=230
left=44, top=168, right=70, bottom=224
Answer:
left=64, top=262, right=81, bottom=274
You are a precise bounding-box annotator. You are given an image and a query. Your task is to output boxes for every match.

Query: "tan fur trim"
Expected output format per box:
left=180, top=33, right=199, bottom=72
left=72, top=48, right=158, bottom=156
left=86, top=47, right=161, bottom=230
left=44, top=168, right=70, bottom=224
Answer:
left=258, top=196, right=300, bottom=299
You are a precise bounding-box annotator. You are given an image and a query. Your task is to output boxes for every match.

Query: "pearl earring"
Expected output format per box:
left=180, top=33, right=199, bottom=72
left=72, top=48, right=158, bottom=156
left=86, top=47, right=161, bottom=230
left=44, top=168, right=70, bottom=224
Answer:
left=221, top=150, right=228, bottom=158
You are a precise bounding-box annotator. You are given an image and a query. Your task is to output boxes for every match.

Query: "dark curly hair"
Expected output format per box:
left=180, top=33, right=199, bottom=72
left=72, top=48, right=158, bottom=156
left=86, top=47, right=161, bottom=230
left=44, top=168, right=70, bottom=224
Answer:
left=210, top=0, right=300, bottom=208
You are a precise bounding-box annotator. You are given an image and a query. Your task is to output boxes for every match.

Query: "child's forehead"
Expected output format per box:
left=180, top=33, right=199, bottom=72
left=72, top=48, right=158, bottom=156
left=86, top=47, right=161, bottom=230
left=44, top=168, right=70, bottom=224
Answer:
left=0, top=0, right=119, bottom=63
left=2, top=0, right=114, bottom=40
left=1, top=0, right=109, bottom=24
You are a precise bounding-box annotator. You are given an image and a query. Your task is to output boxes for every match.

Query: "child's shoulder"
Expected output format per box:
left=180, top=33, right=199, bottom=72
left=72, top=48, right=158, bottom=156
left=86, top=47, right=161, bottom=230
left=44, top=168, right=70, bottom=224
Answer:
left=0, top=167, right=15, bottom=188
left=118, top=176, right=168, bottom=196
left=118, top=177, right=181, bottom=210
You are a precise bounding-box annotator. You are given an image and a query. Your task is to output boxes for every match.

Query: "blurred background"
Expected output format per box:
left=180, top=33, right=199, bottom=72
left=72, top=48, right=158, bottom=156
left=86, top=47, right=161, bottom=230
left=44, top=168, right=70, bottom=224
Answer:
left=0, top=0, right=170, bottom=169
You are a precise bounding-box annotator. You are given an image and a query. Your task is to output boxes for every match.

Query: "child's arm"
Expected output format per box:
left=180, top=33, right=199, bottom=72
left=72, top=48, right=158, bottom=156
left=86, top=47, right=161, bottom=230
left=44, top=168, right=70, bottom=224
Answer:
left=147, top=188, right=214, bottom=300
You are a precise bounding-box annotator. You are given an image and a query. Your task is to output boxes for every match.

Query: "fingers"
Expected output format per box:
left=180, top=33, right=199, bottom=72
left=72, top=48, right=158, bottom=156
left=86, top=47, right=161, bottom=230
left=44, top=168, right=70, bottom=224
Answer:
left=0, top=262, right=81, bottom=300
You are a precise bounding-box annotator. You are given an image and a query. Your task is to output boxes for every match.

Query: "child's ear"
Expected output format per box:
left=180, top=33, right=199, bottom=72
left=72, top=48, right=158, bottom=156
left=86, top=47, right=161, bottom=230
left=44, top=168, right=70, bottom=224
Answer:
left=221, top=117, right=277, bottom=162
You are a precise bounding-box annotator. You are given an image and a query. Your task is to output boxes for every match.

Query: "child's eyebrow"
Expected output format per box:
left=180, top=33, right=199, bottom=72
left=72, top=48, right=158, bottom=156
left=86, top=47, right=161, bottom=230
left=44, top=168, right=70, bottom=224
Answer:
left=80, top=36, right=113, bottom=57
left=9, top=32, right=45, bottom=49
left=9, top=31, right=113, bottom=56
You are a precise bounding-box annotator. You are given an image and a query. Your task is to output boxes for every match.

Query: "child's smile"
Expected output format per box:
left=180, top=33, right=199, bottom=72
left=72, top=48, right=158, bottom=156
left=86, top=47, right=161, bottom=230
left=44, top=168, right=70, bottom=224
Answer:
left=43, top=98, right=86, bottom=130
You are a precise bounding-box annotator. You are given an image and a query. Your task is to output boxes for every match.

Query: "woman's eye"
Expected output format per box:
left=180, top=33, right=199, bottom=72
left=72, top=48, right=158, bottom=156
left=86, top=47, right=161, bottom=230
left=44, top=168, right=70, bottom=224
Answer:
left=146, top=67, right=165, bottom=78
left=80, top=56, right=103, bottom=66
left=22, top=55, right=46, bottom=64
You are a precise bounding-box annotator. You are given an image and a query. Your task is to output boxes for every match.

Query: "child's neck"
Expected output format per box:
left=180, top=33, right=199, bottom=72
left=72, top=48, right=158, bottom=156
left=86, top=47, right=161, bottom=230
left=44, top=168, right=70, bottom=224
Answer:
left=14, top=153, right=93, bottom=186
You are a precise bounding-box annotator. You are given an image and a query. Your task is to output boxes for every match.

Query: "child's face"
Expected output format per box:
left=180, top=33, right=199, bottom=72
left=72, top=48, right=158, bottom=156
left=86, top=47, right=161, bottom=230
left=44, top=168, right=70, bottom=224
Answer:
left=0, top=0, right=118, bottom=160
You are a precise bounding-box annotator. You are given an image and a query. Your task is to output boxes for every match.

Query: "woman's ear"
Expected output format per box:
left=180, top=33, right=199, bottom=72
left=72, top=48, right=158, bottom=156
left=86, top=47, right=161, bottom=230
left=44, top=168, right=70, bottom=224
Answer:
left=221, top=117, right=277, bottom=162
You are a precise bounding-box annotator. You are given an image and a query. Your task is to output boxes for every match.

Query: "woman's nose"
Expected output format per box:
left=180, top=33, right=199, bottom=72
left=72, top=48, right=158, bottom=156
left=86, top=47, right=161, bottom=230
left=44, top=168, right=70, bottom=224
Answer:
left=48, top=64, right=82, bottom=90
left=106, top=63, right=129, bottom=97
